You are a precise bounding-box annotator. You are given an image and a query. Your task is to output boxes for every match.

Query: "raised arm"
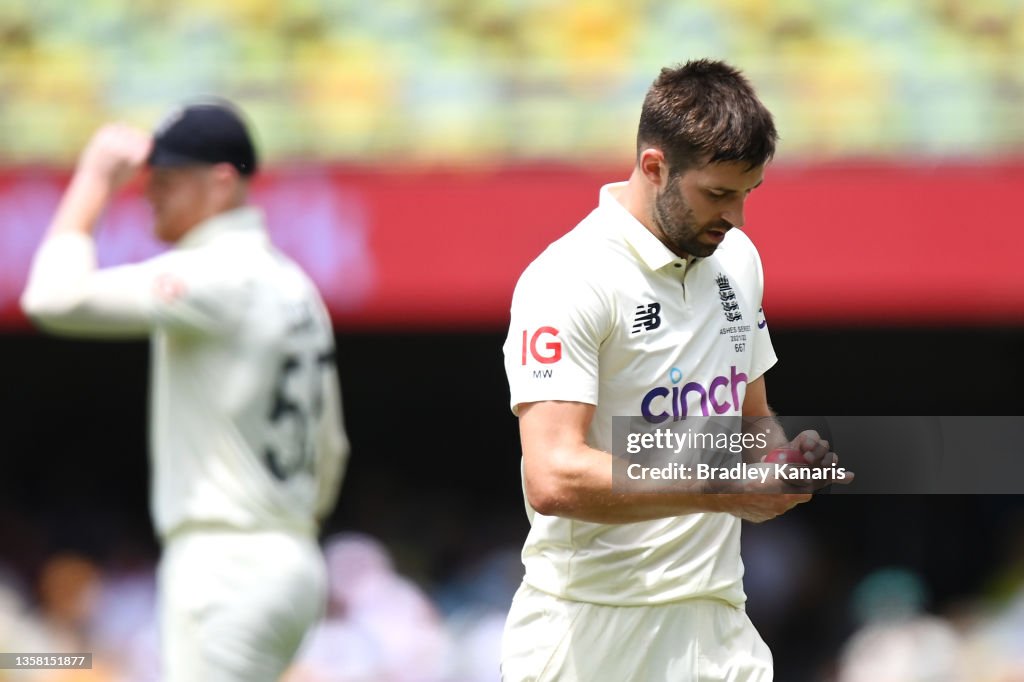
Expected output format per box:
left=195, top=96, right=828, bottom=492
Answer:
left=20, top=124, right=156, bottom=337
left=47, top=124, right=152, bottom=241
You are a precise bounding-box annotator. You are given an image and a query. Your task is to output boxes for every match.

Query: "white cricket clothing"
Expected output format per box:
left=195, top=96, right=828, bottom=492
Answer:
left=159, top=528, right=327, bottom=682
left=21, top=206, right=349, bottom=540
left=503, top=182, right=777, bottom=607
left=501, top=583, right=772, bottom=682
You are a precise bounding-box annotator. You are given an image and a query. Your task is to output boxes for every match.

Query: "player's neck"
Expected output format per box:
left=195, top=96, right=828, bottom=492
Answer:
left=620, top=167, right=658, bottom=234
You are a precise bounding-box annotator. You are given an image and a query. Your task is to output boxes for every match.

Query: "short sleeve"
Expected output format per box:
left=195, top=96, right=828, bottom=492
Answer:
left=502, top=257, right=612, bottom=415
left=747, top=250, right=778, bottom=381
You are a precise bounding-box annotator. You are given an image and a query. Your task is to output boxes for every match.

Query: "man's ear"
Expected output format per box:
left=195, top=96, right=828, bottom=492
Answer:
left=638, top=147, right=668, bottom=188
left=210, top=162, right=240, bottom=184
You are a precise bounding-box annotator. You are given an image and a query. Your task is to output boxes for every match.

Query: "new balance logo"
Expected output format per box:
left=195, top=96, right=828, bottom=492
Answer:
left=715, top=274, right=743, bottom=322
left=632, top=302, right=661, bottom=334
left=532, top=369, right=554, bottom=379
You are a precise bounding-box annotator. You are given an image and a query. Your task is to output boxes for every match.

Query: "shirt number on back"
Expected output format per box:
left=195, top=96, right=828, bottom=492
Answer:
left=264, top=349, right=335, bottom=482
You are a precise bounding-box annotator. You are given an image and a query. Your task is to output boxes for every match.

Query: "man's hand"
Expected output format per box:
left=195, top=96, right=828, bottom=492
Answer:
left=764, top=430, right=853, bottom=482
left=713, top=430, right=855, bottom=522
left=44, top=124, right=153, bottom=240
left=783, top=429, right=837, bottom=467
left=714, top=491, right=813, bottom=523
left=77, top=123, right=152, bottom=192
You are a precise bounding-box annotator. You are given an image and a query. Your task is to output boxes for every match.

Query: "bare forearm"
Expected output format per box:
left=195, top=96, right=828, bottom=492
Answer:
left=47, top=169, right=113, bottom=239
left=519, top=398, right=812, bottom=525
left=526, top=443, right=726, bottom=524
left=45, top=122, right=152, bottom=240
left=742, top=413, right=789, bottom=463
left=527, top=441, right=819, bottom=525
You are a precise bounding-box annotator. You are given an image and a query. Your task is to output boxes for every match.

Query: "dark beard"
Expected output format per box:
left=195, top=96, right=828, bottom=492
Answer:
left=653, top=181, right=718, bottom=258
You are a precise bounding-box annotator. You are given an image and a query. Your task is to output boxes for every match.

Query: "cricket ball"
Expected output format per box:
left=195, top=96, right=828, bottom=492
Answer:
left=764, top=446, right=808, bottom=465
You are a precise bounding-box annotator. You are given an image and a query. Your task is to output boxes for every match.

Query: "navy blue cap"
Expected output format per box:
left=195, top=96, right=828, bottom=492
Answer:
left=148, top=101, right=258, bottom=176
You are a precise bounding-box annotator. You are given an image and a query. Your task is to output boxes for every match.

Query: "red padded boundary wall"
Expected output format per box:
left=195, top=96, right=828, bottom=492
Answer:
left=2, top=164, right=1022, bottom=329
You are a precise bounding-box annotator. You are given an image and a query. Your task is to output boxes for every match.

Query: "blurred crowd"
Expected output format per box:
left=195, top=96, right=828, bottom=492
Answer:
left=0, top=533, right=523, bottom=682
left=1, top=0, right=1024, bottom=165
left=741, top=517, right=1024, bottom=682
left=2, top=521, right=1024, bottom=682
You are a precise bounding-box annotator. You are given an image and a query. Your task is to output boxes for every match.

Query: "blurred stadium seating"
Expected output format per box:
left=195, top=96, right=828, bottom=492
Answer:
left=1, top=0, right=1023, bottom=165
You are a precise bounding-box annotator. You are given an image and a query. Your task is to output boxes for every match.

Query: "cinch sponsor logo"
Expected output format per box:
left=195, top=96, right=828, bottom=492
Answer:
left=521, top=327, right=561, bottom=365
left=640, top=366, right=748, bottom=423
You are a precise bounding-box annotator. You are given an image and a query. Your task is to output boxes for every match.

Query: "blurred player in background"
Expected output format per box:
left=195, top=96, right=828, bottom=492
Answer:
left=21, top=101, right=349, bottom=681
left=502, top=59, right=849, bottom=681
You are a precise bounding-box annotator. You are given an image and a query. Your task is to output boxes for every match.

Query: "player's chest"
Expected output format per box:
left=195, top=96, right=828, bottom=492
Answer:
left=621, top=265, right=753, bottom=339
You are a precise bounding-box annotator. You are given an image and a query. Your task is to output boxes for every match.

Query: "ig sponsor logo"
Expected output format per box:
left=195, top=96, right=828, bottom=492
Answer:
left=521, top=327, right=561, bottom=365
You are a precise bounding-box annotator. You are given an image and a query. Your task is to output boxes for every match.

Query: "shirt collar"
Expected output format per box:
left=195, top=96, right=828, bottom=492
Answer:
left=176, top=205, right=268, bottom=249
left=598, top=182, right=689, bottom=272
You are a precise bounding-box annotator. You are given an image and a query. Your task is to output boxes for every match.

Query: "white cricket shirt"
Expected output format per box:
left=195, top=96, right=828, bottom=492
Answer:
left=22, top=206, right=348, bottom=541
left=503, top=182, right=777, bottom=606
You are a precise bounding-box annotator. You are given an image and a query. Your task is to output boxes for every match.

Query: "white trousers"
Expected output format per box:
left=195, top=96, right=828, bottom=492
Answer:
left=501, top=583, right=772, bottom=682
left=158, top=528, right=326, bottom=682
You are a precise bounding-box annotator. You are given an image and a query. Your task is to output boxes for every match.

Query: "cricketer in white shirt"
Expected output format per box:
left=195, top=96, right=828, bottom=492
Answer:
left=21, top=114, right=348, bottom=682
left=499, top=172, right=846, bottom=680
left=505, top=181, right=776, bottom=607
left=23, top=207, right=347, bottom=539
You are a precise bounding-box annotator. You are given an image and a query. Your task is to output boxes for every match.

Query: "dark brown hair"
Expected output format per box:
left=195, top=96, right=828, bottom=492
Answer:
left=637, top=59, right=777, bottom=173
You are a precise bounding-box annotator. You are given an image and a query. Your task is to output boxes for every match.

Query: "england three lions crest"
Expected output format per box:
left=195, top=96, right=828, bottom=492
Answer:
left=715, top=273, right=743, bottom=322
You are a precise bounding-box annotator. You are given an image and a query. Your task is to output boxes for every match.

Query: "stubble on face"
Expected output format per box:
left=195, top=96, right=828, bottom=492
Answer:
left=652, top=176, right=730, bottom=258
